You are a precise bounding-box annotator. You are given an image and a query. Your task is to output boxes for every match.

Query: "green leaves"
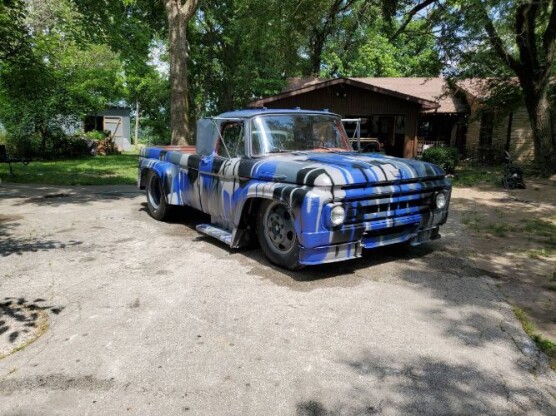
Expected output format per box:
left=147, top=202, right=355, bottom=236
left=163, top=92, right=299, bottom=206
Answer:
left=0, top=0, right=128, bottom=156
left=0, top=0, right=29, bottom=63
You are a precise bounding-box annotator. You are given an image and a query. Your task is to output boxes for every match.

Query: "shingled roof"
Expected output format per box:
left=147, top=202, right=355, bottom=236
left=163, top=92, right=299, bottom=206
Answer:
left=251, top=77, right=440, bottom=110
left=253, top=77, right=470, bottom=114
left=352, top=77, right=469, bottom=113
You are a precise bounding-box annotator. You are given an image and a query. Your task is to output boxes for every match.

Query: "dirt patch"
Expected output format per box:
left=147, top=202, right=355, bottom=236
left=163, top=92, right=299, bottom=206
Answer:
left=452, top=177, right=556, bottom=342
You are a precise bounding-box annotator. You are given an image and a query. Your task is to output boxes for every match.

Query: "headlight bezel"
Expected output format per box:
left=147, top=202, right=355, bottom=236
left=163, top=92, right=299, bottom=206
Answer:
left=328, top=204, right=346, bottom=227
left=434, top=191, right=448, bottom=210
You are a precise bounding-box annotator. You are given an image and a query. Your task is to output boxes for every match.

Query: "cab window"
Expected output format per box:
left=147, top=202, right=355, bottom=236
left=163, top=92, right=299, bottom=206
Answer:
left=218, top=122, right=245, bottom=158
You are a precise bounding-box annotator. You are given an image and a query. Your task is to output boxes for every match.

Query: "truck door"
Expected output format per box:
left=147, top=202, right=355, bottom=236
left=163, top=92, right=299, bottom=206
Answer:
left=198, top=120, right=245, bottom=227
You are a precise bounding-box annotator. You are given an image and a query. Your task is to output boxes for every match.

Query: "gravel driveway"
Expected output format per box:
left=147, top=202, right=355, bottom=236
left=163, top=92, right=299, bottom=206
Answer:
left=1, top=183, right=555, bottom=415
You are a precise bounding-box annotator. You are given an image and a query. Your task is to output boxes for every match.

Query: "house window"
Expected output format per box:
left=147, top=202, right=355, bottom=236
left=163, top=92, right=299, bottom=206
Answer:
left=479, top=111, right=494, bottom=147
left=418, top=120, right=432, bottom=137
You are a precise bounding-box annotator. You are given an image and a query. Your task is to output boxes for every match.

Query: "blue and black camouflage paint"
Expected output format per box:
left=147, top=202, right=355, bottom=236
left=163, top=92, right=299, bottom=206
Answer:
left=139, top=109, right=451, bottom=266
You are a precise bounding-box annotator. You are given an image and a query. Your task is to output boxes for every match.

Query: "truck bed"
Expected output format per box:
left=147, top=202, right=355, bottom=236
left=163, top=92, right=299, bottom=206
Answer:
left=152, top=145, right=196, bottom=154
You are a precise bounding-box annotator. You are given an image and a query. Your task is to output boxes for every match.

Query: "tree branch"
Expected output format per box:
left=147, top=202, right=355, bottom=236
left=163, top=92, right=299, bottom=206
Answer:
left=515, top=1, right=539, bottom=75
left=390, top=0, right=437, bottom=40
left=180, top=0, right=200, bottom=20
left=481, top=6, right=521, bottom=74
left=543, top=0, right=556, bottom=67
left=342, top=0, right=373, bottom=55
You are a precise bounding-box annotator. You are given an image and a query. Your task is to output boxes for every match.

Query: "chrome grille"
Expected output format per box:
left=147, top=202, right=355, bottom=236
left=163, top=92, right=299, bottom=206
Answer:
left=341, top=179, right=446, bottom=225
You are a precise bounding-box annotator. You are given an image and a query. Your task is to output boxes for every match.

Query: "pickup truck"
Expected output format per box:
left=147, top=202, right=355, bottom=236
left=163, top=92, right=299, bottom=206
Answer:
left=138, top=109, right=451, bottom=270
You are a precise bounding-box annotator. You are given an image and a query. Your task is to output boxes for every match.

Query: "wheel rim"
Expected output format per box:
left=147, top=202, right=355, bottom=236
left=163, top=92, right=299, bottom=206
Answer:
left=264, top=202, right=296, bottom=253
left=148, top=176, right=162, bottom=210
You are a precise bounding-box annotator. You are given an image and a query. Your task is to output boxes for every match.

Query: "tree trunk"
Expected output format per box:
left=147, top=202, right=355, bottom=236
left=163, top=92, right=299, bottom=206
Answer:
left=39, top=124, right=48, bottom=158
left=309, top=35, right=324, bottom=76
left=134, top=98, right=140, bottom=150
left=479, top=0, right=556, bottom=174
left=524, top=90, right=556, bottom=174
left=164, top=1, right=199, bottom=146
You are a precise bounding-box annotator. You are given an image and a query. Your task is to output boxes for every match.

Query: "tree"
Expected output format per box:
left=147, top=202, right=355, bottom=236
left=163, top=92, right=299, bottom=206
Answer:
left=484, top=1, right=556, bottom=174
left=163, top=0, right=200, bottom=145
left=391, top=0, right=556, bottom=174
left=0, top=0, right=28, bottom=62
left=73, top=0, right=200, bottom=146
left=0, top=0, right=125, bottom=156
left=189, top=0, right=305, bottom=115
left=321, top=16, right=442, bottom=77
left=125, top=65, right=171, bottom=146
left=306, top=0, right=362, bottom=75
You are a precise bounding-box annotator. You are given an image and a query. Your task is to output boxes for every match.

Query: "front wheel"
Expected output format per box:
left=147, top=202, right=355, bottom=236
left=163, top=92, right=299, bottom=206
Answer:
left=146, top=171, right=171, bottom=220
left=257, top=200, right=303, bottom=270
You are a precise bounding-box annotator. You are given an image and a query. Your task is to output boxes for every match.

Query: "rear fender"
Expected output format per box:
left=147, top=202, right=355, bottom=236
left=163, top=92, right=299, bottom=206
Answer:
left=139, top=158, right=182, bottom=205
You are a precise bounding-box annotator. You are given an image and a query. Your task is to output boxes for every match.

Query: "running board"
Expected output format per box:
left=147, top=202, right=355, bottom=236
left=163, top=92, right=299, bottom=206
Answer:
left=196, top=224, right=232, bottom=246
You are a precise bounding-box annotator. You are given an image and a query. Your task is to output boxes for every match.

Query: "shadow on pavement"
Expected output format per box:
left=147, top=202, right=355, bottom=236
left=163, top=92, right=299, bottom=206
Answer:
left=0, top=297, right=64, bottom=355
left=0, top=184, right=141, bottom=207
left=297, top=351, right=555, bottom=415
left=0, top=214, right=82, bottom=257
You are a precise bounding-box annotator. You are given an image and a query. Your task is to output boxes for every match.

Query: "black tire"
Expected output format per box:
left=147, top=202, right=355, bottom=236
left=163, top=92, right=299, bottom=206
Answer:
left=502, top=177, right=517, bottom=190
left=257, top=200, right=303, bottom=270
left=146, top=171, right=171, bottom=220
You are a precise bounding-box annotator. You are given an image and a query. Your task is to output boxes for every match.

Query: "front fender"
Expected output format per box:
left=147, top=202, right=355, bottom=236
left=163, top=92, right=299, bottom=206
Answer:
left=230, top=181, right=333, bottom=248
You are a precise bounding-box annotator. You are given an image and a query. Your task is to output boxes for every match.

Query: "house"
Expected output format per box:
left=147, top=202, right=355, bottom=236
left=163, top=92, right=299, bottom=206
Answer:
left=250, top=77, right=540, bottom=162
left=84, top=105, right=132, bottom=151
left=457, top=79, right=537, bottom=163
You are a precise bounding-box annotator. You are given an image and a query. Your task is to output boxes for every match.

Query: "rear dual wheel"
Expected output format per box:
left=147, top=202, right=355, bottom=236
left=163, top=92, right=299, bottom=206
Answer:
left=146, top=171, right=171, bottom=220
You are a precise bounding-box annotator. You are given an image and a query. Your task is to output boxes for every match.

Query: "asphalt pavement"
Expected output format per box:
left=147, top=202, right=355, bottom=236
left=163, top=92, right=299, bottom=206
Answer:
left=0, top=183, right=554, bottom=415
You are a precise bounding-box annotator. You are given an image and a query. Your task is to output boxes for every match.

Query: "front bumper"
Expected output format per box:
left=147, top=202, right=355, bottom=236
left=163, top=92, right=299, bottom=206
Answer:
left=297, top=209, right=448, bottom=265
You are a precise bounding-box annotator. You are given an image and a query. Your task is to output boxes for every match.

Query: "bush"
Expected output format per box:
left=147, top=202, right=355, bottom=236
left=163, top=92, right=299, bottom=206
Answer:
left=422, top=146, right=459, bottom=174
left=35, top=130, right=95, bottom=159
left=83, top=130, right=107, bottom=141
left=3, top=131, right=95, bottom=159
left=50, top=134, right=92, bottom=158
left=4, top=133, right=42, bottom=159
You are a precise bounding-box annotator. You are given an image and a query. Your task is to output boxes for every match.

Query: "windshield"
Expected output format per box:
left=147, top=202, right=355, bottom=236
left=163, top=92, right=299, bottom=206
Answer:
left=250, top=114, right=352, bottom=156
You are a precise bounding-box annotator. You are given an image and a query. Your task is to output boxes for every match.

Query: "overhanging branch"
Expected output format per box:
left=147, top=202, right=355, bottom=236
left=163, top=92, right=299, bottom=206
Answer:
left=390, top=0, right=437, bottom=40
left=482, top=6, right=521, bottom=75
left=543, top=0, right=556, bottom=66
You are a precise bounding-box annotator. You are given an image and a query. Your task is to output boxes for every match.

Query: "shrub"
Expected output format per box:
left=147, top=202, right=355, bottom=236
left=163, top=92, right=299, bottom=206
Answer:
left=422, top=146, right=459, bottom=174
left=5, top=133, right=42, bottom=159
left=60, top=136, right=92, bottom=157
left=83, top=130, right=107, bottom=141
left=3, top=130, right=95, bottom=159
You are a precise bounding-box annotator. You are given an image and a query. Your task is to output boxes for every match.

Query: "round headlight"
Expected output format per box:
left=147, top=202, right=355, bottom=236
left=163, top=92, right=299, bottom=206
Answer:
left=435, top=192, right=447, bottom=209
left=330, top=205, right=346, bottom=226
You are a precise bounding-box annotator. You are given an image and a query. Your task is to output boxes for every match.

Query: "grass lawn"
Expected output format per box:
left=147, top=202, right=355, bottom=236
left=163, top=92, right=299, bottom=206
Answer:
left=0, top=154, right=139, bottom=186
left=450, top=165, right=504, bottom=187
left=513, top=307, right=556, bottom=370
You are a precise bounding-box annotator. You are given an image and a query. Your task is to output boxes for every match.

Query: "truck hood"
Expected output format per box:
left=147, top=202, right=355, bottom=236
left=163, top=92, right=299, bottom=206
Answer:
left=245, top=152, right=445, bottom=187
